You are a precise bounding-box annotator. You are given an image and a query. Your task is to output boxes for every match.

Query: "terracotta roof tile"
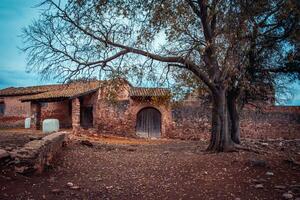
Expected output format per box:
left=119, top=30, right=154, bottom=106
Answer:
left=0, top=78, right=131, bottom=98
left=20, top=81, right=101, bottom=101
left=0, top=85, right=64, bottom=97
left=0, top=80, right=170, bottom=101
left=130, top=87, right=170, bottom=97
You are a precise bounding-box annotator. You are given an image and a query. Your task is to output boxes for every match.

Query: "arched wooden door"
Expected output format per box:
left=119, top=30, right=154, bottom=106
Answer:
left=136, top=107, right=161, bottom=138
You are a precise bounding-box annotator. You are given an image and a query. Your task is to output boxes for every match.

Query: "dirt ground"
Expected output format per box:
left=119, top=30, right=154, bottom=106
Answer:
left=0, top=131, right=300, bottom=200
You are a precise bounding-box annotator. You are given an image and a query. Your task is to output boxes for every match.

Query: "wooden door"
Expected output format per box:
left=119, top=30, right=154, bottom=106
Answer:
left=136, top=107, right=161, bottom=138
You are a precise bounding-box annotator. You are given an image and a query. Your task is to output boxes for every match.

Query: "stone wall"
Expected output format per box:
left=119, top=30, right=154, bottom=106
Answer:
left=168, top=103, right=211, bottom=140
left=95, top=99, right=135, bottom=136
left=0, top=96, right=31, bottom=128
left=94, top=85, right=172, bottom=137
left=14, top=131, right=67, bottom=175
left=240, top=106, right=300, bottom=140
left=2, top=96, right=30, bottom=117
left=169, top=103, right=300, bottom=140
left=92, top=84, right=135, bottom=136
left=72, top=98, right=80, bottom=132
left=95, top=99, right=172, bottom=137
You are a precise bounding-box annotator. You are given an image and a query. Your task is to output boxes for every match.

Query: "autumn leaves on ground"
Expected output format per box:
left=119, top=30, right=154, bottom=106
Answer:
left=0, top=130, right=299, bottom=200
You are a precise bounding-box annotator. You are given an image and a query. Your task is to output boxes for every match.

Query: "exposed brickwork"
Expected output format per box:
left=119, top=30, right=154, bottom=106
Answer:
left=92, top=84, right=134, bottom=136
left=30, top=102, right=41, bottom=130
left=0, top=98, right=72, bottom=129
left=3, top=96, right=31, bottom=117
left=95, top=99, right=135, bottom=136
left=0, top=116, right=26, bottom=128
left=0, top=96, right=30, bottom=128
left=40, top=100, right=72, bottom=128
left=71, top=98, right=80, bottom=132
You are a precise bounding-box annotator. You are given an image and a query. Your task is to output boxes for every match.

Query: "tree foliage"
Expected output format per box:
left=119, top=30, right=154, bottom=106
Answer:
left=22, top=0, right=300, bottom=151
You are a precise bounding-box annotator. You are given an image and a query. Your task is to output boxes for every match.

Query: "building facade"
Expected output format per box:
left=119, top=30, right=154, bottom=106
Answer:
left=0, top=79, right=299, bottom=140
left=0, top=79, right=172, bottom=138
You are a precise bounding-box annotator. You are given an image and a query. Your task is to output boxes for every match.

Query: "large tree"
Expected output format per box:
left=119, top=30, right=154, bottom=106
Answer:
left=226, top=0, right=300, bottom=144
left=22, top=0, right=299, bottom=151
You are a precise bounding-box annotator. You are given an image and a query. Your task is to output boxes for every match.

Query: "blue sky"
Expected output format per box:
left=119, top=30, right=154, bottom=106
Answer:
left=0, top=0, right=54, bottom=88
left=0, top=0, right=299, bottom=105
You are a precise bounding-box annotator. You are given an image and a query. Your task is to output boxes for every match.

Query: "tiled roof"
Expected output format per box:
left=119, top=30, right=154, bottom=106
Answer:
left=0, top=85, right=64, bottom=97
left=20, top=81, right=101, bottom=101
left=130, top=87, right=170, bottom=97
left=0, top=79, right=170, bottom=101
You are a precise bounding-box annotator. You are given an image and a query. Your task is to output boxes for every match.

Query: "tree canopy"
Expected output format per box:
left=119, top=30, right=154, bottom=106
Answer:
left=22, top=0, right=300, bottom=151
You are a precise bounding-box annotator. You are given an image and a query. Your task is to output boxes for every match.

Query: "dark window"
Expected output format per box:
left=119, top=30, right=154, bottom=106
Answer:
left=68, top=101, right=72, bottom=116
left=80, top=106, right=93, bottom=128
left=40, top=102, right=48, bottom=107
left=0, top=102, right=5, bottom=116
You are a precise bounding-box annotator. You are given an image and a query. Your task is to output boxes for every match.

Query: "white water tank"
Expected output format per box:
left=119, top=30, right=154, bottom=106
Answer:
left=42, top=119, right=59, bottom=133
left=24, top=118, right=31, bottom=129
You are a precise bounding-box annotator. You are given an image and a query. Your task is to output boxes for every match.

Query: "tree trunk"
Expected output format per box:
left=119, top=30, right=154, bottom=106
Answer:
left=227, top=92, right=241, bottom=144
left=207, top=87, right=235, bottom=152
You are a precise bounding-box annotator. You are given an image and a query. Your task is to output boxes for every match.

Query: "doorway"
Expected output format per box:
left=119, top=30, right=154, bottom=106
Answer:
left=136, top=107, right=161, bottom=138
left=80, top=106, right=93, bottom=128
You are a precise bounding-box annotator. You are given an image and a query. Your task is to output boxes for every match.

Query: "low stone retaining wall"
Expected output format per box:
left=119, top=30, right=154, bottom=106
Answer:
left=12, top=131, right=67, bottom=175
left=0, top=149, right=11, bottom=165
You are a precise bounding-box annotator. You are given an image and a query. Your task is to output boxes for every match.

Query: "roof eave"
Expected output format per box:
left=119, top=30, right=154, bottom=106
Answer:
left=130, top=95, right=171, bottom=98
left=69, top=88, right=99, bottom=99
left=0, top=92, right=45, bottom=97
left=21, top=97, right=69, bottom=103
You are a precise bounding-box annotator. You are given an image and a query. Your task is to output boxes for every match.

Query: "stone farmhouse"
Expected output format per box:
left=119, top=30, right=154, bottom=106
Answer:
left=0, top=79, right=172, bottom=138
left=0, top=78, right=299, bottom=140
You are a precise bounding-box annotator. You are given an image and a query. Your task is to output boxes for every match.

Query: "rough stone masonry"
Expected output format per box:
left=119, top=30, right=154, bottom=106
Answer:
left=12, top=131, right=67, bottom=175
